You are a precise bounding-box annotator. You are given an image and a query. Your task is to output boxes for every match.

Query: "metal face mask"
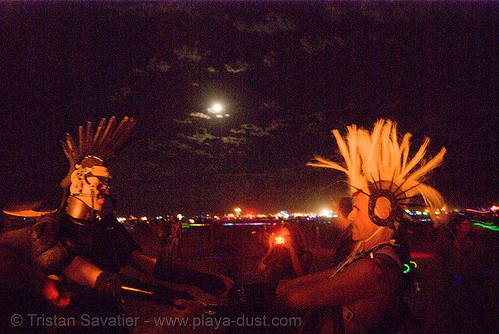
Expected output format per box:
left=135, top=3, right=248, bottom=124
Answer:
left=66, top=156, right=112, bottom=220
left=59, top=116, right=135, bottom=220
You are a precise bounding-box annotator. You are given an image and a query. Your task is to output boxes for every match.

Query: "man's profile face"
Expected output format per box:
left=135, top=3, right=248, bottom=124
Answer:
left=347, top=193, right=380, bottom=241
left=337, top=211, right=350, bottom=230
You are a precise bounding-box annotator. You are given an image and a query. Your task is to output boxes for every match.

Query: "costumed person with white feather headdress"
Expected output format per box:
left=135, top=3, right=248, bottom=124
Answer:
left=0, top=117, right=232, bottom=333
left=277, top=119, right=446, bottom=333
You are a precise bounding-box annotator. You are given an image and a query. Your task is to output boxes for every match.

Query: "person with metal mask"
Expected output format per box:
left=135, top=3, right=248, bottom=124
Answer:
left=27, top=117, right=232, bottom=332
left=65, top=156, right=111, bottom=220
left=277, top=119, right=446, bottom=334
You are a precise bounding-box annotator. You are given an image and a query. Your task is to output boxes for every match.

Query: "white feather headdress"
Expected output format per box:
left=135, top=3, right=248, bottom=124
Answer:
left=308, top=119, right=446, bottom=221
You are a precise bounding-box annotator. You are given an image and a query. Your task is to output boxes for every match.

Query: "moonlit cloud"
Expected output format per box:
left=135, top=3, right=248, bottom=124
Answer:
left=225, top=60, right=249, bottom=73
left=169, top=140, right=213, bottom=158
left=235, top=12, right=296, bottom=34
left=174, top=45, right=203, bottom=61
left=227, top=120, right=286, bottom=139
left=177, top=129, right=248, bottom=148
left=221, top=136, right=246, bottom=146
left=173, top=118, right=193, bottom=124
left=240, top=122, right=285, bottom=137
left=146, top=57, right=171, bottom=72
left=190, top=112, right=211, bottom=119
left=180, top=130, right=218, bottom=144
left=193, top=150, right=214, bottom=158
left=241, top=124, right=262, bottom=133
left=170, top=140, right=191, bottom=151
left=229, top=128, right=246, bottom=134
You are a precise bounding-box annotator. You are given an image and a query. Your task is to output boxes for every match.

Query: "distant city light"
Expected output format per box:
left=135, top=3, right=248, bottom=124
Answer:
left=320, top=209, right=332, bottom=217
left=466, top=209, right=491, bottom=214
left=117, top=205, right=480, bottom=228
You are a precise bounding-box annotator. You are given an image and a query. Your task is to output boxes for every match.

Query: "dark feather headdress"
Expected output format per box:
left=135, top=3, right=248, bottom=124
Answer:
left=60, top=116, right=136, bottom=188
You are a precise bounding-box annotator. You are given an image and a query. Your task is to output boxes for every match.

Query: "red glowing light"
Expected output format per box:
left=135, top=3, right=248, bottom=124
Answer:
left=275, top=236, right=286, bottom=244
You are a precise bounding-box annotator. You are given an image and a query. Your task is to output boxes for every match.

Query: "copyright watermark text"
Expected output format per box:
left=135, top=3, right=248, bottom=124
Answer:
left=10, top=313, right=139, bottom=327
left=10, top=313, right=301, bottom=330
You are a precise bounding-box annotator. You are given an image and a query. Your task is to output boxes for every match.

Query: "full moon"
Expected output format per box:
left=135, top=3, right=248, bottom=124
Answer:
left=208, top=103, right=223, bottom=113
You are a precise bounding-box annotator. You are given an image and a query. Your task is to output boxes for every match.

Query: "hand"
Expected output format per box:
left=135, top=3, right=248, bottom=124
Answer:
left=280, top=234, right=294, bottom=250
left=277, top=227, right=294, bottom=249
left=218, top=274, right=235, bottom=297
left=187, top=274, right=234, bottom=306
left=212, top=274, right=235, bottom=305
left=41, top=278, right=71, bottom=308
left=268, top=232, right=276, bottom=250
left=171, top=299, right=207, bottom=317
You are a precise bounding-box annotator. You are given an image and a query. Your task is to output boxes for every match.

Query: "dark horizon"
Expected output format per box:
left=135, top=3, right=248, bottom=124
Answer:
left=0, top=1, right=497, bottom=216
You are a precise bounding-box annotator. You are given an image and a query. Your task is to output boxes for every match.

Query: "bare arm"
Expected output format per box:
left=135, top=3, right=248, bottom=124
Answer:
left=130, top=250, right=157, bottom=275
left=280, top=230, right=309, bottom=277
left=288, top=246, right=307, bottom=276
left=281, top=257, right=383, bottom=309
left=257, top=233, right=276, bottom=273
left=257, top=248, right=274, bottom=273
left=62, top=256, right=104, bottom=288
left=276, top=268, right=339, bottom=295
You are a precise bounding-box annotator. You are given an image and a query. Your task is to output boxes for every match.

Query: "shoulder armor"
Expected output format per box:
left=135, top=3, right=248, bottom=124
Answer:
left=31, top=214, right=74, bottom=274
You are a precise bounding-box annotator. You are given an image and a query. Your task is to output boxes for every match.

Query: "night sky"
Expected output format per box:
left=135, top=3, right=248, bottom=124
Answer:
left=0, top=1, right=497, bottom=216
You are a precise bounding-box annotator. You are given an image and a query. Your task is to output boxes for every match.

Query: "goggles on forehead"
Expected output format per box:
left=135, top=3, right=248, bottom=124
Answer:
left=73, top=165, right=112, bottom=191
left=95, top=176, right=110, bottom=186
left=76, top=166, right=111, bottom=180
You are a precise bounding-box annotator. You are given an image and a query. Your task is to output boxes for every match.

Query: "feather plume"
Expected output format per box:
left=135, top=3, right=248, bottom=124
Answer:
left=308, top=119, right=446, bottom=221
left=307, top=156, right=349, bottom=174
left=59, top=116, right=135, bottom=188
